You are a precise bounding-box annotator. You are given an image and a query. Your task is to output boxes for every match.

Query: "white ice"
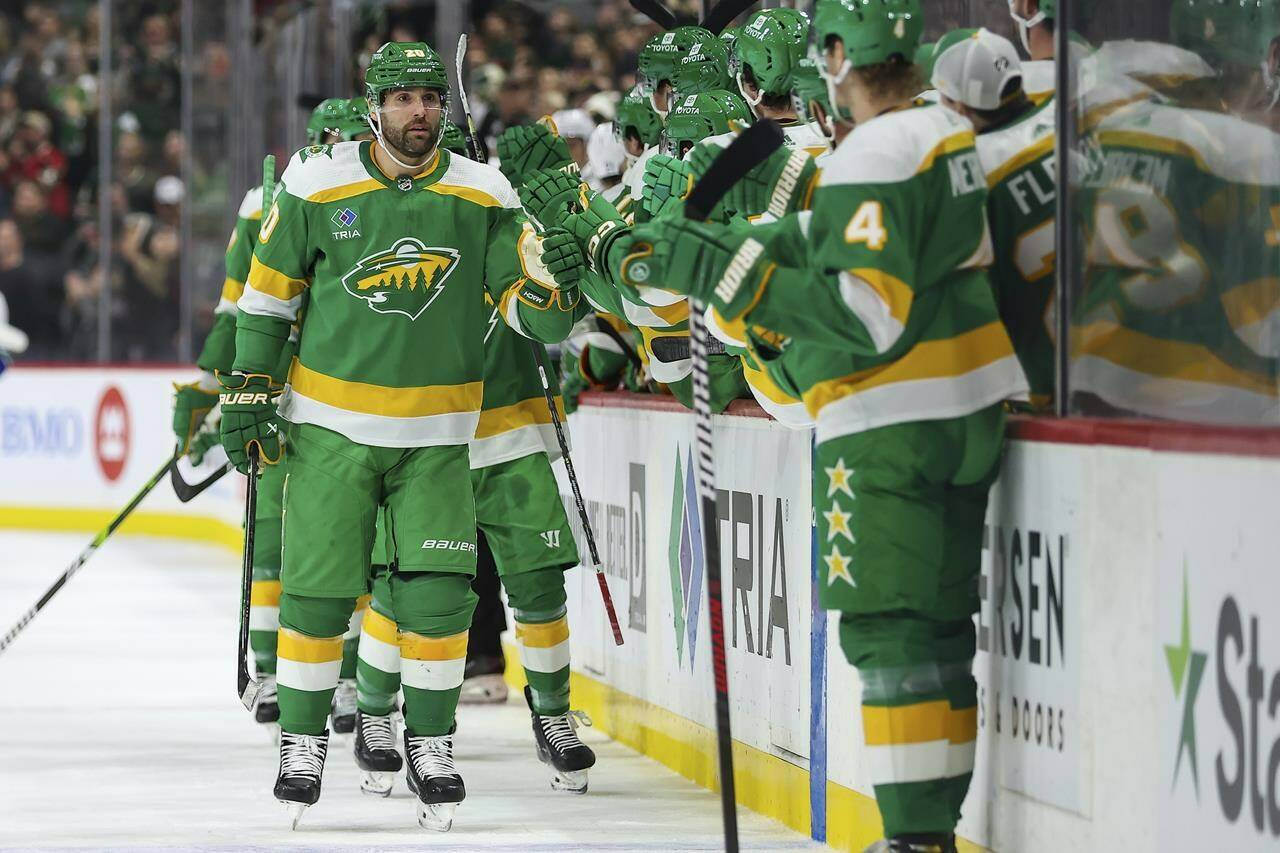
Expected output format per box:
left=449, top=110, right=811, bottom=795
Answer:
left=0, top=531, right=821, bottom=852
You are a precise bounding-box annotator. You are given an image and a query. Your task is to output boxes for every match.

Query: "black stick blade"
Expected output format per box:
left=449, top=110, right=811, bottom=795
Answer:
left=684, top=119, right=785, bottom=221
left=700, top=0, right=761, bottom=34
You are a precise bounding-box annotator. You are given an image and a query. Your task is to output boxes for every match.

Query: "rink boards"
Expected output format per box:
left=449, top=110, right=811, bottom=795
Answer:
left=3, top=367, right=1280, bottom=851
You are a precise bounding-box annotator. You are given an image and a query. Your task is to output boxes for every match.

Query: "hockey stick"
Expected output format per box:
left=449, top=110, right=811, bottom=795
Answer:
left=681, top=118, right=785, bottom=853
left=532, top=346, right=625, bottom=646
left=170, top=444, right=232, bottom=503
left=0, top=450, right=180, bottom=656
left=456, top=33, right=625, bottom=646
left=453, top=34, right=489, bottom=164
left=235, top=154, right=277, bottom=710
left=235, top=446, right=261, bottom=710
left=699, top=0, right=761, bottom=35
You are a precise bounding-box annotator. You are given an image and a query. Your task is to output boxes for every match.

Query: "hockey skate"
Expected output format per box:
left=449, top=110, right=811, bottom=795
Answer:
left=330, top=678, right=357, bottom=735
left=403, top=727, right=465, bottom=831
left=459, top=653, right=508, bottom=704
left=354, top=709, right=402, bottom=796
left=524, top=685, right=595, bottom=793
left=273, top=730, right=329, bottom=830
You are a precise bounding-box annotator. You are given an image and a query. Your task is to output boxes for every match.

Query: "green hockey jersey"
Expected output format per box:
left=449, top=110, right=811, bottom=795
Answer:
left=717, top=103, right=1027, bottom=443
left=470, top=296, right=566, bottom=468
left=976, top=97, right=1056, bottom=405
left=235, top=141, right=578, bottom=448
left=1075, top=100, right=1280, bottom=423
left=197, top=185, right=262, bottom=376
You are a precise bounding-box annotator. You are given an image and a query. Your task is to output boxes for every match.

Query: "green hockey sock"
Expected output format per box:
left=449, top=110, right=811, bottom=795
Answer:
left=276, top=593, right=357, bottom=735
left=505, top=568, right=571, bottom=715
left=356, top=605, right=402, bottom=715
left=390, top=571, right=476, bottom=736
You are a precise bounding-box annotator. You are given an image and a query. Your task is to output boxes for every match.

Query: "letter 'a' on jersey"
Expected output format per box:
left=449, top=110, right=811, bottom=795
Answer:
left=234, top=140, right=577, bottom=449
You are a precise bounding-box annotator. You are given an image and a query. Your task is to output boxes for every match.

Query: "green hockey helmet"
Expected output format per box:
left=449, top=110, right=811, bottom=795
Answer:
left=1008, top=0, right=1056, bottom=55
left=813, top=0, right=923, bottom=70
left=660, top=89, right=749, bottom=158
left=364, top=41, right=450, bottom=108
left=720, top=26, right=740, bottom=58
left=733, top=8, right=811, bottom=104
left=671, top=30, right=733, bottom=98
left=790, top=55, right=834, bottom=135
left=614, top=86, right=664, bottom=149
left=637, top=31, right=683, bottom=103
left=338, top=97, right=372, bottom=141
left=306, top=98, right=348, bottom=145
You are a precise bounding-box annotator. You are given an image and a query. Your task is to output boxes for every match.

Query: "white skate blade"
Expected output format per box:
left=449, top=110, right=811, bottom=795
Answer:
left=458, top=674, right=508, bottom=704
left=360, top=770, right=395, bottom=797
left=417, top=800, right=458, bottom=832
left=285, top=801, right=308, bottom=830
left=550, top=768, right=589, bottom=794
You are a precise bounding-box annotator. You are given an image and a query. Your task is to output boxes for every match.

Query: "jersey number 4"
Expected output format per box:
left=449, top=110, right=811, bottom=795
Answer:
left=844, top=201, right=887, bottom=251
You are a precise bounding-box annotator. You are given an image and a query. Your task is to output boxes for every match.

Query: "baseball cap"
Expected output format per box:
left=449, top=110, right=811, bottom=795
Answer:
left=930, top=28, right=1023, bottom=111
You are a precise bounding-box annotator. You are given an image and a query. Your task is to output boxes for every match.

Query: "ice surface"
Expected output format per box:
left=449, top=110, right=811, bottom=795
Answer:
left=0, top=531, right=821, bottom=852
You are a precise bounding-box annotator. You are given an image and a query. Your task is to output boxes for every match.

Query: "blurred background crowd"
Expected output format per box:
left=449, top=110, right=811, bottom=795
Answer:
left=0, top=0, right=687, bottom=362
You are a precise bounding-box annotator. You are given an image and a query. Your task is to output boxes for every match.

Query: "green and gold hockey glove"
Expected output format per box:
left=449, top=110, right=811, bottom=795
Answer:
left=217, top=372, right=285, bottom=474
left=640, top=154, right=692, bottom=219
left=687, top=142, right=817, bottom=220
left=497, top=124, right=572, bottom=189
left=539, top=227, right=586, bottom=291
left=620, top=215, right=770, bottom=317
left=172, top=373, right=220, bottom=455
left=520, top=168, right=583, bottom=230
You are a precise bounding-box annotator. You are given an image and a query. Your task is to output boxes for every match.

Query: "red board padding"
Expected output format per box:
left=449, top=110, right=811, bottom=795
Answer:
left=578, top=391, right=1280, bottom=458
left=1009, top=416, right=1280, bottom=457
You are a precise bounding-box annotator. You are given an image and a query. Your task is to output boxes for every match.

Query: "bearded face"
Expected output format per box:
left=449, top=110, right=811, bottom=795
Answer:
left=377, top=87, right=446, bottom=159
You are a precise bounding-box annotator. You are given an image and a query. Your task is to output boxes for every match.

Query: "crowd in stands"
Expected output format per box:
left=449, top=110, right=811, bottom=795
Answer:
left=0, top=0, right=679, bottom=362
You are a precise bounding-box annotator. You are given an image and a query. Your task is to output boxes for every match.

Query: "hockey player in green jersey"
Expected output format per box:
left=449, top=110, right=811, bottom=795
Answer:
left=353, top=293, right=597, bottom=796
left=173, top=97, right=388, bottom=735
left=932, top=28, right=1057, bottom=408
left=1072, top=0, right=1280, bottom=423
left=608, top=1, right=1028, bottom=847
left=218, top=41, right=583, bottom=831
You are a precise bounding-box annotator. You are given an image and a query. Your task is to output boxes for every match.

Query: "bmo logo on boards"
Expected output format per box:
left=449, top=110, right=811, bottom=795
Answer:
left=94, top=385, right=129, bottom=482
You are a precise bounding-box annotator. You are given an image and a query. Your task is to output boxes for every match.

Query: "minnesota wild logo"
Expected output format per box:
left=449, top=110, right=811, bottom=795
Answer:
left=341, top=237, right=460, bottom=320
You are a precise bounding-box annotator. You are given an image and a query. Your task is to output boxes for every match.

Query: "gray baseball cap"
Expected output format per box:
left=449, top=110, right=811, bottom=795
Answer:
left=931, top=28, right=1024, bottom=111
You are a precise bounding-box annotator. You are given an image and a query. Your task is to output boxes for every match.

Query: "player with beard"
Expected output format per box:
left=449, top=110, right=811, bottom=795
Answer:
left=219, top=41, right=585, bottom=831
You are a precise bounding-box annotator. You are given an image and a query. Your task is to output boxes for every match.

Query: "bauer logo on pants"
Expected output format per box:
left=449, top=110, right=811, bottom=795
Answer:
left=93, top=385, right=129, bottom=482
left=341, top=237, right=460, bottom=321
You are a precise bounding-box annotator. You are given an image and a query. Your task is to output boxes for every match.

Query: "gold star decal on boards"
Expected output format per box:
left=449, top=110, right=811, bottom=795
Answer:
left=825, top=457, right=855, bottom=499
left=824, top=545, right=855, bottom=587
left=823, top=500, right=854, bottom=543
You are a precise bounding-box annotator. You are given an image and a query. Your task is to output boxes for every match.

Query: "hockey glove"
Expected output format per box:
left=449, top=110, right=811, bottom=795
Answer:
left=620, top=215, right=772, bottom=319
left=520, top=168, right=584, bottom=231
left=539, top=227, right=586, bottom=291
left=687, top=141, right=818, bottom=221
left=640, top=155, right=692, bottom=219
left=217, top=372, right=285, bottom=474
left=172, top=373, right=220, bottom=456
left=497, top=124, right=572, bottom=189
